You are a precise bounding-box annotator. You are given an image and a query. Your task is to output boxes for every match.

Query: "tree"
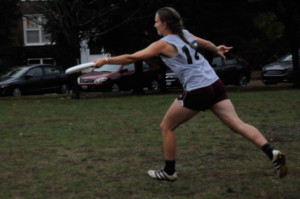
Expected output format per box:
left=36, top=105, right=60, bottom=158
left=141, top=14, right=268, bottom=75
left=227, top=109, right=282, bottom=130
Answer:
left=26, top=0, right=124, bottom=67
left=0, top=0, right=21, bottom=67
left=250, top=0, right=300, bottom=87
left=26, top=0, right=157, bottom=93
left=277, top=0, right=300, bottom=87
left=91, top=0, right=179, bottom=55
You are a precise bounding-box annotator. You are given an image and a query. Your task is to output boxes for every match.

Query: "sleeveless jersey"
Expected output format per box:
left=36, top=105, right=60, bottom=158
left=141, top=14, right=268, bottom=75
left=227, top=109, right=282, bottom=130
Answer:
left=160, top=30, right=219, bottom=91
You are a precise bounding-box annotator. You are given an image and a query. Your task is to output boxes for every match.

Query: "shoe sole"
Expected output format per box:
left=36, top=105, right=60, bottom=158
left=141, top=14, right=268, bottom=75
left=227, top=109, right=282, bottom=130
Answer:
left=278, top=152, right=288, bottom=178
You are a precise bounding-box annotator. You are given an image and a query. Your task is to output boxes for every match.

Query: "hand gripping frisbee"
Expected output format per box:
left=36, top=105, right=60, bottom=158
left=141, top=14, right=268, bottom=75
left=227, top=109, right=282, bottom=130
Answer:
left=65, top=62, right=95, bottom=74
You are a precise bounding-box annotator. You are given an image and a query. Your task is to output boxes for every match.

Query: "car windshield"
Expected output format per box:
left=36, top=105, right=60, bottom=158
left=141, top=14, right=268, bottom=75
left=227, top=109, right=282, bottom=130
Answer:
left=93, top=64, right=121, bottom=72
left=279, top=54, right=292, bottom=62
left=0, top=67, right=28, bottom=78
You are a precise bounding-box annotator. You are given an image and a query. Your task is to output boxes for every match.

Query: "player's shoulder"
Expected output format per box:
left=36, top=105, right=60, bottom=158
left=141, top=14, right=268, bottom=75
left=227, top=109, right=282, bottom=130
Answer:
left=150, top=40, right=178, bottom=58
left=142, top=40, right=170, bottom=56
left=151, top=40, right=170, bottom=48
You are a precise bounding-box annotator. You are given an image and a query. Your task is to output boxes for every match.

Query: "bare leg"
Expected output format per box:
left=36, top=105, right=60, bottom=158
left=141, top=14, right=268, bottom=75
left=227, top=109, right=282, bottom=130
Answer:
left=149, top=98, right=287, bottom=180
left=160, top=99, right=199, bottom=160
left=210, top=99, right=268, bottom=147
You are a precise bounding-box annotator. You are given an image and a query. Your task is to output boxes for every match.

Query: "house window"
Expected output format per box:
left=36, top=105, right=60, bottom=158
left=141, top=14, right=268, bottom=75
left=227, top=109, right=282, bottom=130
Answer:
left=27, top=58, right=55, bottom=65
left=23, top=15, right=51, bottom=46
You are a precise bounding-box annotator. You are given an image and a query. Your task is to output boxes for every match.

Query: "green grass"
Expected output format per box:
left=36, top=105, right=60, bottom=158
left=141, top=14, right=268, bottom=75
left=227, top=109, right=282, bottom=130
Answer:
left=0, top=87, right=300, bottom=199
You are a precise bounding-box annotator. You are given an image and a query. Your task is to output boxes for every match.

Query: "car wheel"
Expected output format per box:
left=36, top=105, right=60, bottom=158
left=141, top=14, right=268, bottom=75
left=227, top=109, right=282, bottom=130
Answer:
left=111, top=83, right=120, bottom=92
left=12, top=88, right=22, bottom=97
left=60, top=84, right=70, bottom=94
left=150, top=79, right=159, bottom=91
left=237, top=74, right=248, bottom=86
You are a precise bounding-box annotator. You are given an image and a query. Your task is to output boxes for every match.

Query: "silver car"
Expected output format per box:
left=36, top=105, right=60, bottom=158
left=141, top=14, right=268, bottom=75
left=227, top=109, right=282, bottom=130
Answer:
left=261, top=51, right=299, bottom=84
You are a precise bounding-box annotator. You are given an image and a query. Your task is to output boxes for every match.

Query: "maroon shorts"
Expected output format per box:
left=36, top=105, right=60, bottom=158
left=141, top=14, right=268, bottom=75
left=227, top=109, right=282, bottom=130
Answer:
left=177, top=79, right=229, bottom=111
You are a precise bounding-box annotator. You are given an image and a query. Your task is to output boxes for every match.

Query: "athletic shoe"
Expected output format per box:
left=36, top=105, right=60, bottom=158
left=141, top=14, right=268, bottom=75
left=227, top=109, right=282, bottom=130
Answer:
left=272, top=150, right=288, bottom=178
left=148, top=168, right=177, bottom=181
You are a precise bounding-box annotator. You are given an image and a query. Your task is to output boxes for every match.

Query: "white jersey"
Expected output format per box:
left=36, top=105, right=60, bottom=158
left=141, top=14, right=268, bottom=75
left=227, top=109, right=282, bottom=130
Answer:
left=160, top=30, right=219, bottom=91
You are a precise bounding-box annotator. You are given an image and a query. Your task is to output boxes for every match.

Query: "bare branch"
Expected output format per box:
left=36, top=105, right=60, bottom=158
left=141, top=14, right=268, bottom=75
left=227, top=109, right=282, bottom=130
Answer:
left=92, top=0, right=148, bottom=37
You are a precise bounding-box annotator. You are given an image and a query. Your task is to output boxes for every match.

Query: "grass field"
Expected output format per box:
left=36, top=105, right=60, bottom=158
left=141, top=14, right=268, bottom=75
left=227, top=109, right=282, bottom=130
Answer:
left=0, top=86, right=300, bottom=199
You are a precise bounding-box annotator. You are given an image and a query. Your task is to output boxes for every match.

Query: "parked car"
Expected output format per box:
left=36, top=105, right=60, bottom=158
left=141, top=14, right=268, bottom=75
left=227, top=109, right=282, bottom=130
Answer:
left=261, top=51, right=300, bottom=84
left=165, top=56, right=250, bottom=88
left=0, top=64, right=70, bottom=96
left=165, top=70, right=182, bottom=89
left=78, top=60, right=160, bottom=92
left=212, top=56, right=250, bottom=86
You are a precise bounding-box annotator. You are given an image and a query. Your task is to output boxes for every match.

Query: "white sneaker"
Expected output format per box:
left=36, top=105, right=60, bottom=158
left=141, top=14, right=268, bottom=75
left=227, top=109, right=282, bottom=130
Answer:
left=148, top=168, right=177, bottom=181
left=272, top=150, right=288, bottom=178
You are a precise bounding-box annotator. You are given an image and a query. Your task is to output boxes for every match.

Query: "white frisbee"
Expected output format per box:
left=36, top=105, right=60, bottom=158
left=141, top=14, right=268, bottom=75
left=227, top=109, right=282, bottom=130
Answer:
left=65, top=62, right=95, bottom=74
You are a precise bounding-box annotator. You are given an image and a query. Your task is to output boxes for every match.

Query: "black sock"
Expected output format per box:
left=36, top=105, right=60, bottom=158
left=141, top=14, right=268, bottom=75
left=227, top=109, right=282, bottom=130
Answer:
left=261, top=143, right=274, bottom=160
left=164, top=160, right=176, bottom=175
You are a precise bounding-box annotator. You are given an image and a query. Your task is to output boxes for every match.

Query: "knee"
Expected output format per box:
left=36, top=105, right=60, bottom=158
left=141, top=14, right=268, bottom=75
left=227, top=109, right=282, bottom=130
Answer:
left=160, top=121, right=168, bottom=132
left=160, top=121, right=175, bottom=134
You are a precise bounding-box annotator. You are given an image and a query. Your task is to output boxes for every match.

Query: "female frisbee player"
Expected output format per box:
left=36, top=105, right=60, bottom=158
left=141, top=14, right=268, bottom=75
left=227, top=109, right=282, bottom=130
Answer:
left=93, top=7, right=287, bottom=181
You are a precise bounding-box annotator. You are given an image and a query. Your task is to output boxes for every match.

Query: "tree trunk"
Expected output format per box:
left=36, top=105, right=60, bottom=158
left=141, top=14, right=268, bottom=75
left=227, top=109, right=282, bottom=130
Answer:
left=132, top=61, right=144, bottom=94
left=281, top=0, right=300, bottom=88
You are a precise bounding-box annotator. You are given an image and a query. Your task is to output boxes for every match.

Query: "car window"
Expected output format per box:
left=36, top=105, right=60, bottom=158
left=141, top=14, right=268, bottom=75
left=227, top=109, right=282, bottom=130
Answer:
left=93, top=64, right=120, bottom=72
left=1, top=67, right=27, bottom=78
left=124, top=63, right=135, bottom=71
left=212, top=57, right=223, bottom=67
left=224, top=58, right=237, bottom=65
left=27, top=67, right=43, bottom=77
left=143, top=62, right=150, bottom=69
left=44, top=66, right=60, bottom=75
left=279, top=55, right=292, bottom=62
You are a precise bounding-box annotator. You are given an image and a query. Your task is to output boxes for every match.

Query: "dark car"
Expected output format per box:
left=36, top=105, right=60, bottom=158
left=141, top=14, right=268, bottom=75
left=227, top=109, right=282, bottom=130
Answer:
left=0, top=64, right=70, bottom=96
left=212, top=56, right=250, bottom=86
left=261, top=51, right=300, bottom=84
left=78, top=60, right=160, bottom=92
left=165, top=56, right=250, bottom=88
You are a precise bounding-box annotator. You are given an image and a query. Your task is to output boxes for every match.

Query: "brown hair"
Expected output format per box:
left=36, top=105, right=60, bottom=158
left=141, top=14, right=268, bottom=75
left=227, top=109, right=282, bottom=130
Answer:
left=156, top=7, right=196, bottom=48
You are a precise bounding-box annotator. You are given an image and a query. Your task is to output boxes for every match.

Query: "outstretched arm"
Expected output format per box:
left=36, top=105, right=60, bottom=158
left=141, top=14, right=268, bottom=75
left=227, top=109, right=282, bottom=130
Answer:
left=190, top=33, right=232, bottom=60
left=92, top=40, right=174, bottom=68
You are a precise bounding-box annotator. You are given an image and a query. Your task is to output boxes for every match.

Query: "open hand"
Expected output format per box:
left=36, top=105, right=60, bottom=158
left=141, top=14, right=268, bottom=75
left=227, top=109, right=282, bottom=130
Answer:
left=216, top=45, right=233, bottom=60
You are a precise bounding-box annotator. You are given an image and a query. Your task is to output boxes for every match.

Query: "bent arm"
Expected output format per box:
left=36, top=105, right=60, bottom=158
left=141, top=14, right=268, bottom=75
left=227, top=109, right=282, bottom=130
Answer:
left=190, top=33, right=218, bottom=53
left=190, top=33, right=233, bottom=59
